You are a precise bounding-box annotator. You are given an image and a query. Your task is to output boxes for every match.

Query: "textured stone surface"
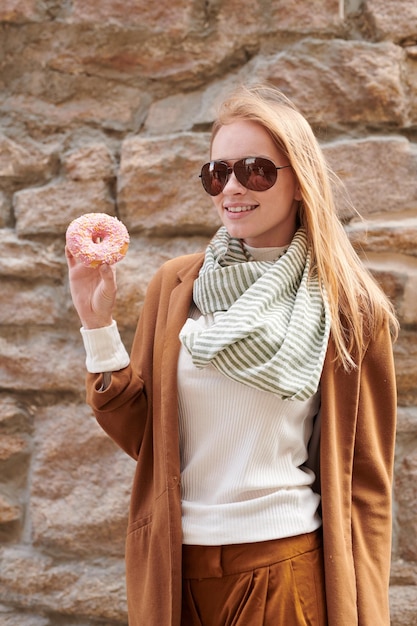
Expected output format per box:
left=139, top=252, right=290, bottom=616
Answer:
left=0, top=332, right=86, bottom=393
left=389, top=586, right=417, bottom=626
left=249, top=40, right=407, bottom=126
left=14, top=180, right=115, bottom=236
left=145, top=40, right=409, bottom=133
left=323, top=137, right=417, bottom=216
left=0, top=546, right=127, bottom=622
left=0, top=494, right=21, bottom=523
left=30, top=403, right=133, bottom=558
left=0, top=134, right=58, bottom=188
left=0, top=0, right=44, bottom=22
left=0, top=230, right=64, bottom=279
left=0, top=0, right=416, bottom=623
left=363, top=0, right=417, bottom=42
left=395, top=424, right=417, bottom=562
left=394, top=331, right=417, bottom=407
left=347, top=217, right=417, bottom=257
left=117, top=132, right=219, bottom=236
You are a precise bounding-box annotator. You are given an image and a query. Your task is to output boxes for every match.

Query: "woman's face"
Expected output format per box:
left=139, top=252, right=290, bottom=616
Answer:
left=209, top=119, right=301, bottom=248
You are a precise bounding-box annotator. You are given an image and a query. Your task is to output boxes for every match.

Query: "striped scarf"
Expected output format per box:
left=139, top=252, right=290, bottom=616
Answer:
left=180, top=227, right=331, bottom=400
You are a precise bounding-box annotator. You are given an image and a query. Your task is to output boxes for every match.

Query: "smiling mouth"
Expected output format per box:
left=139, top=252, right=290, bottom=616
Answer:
left=225, top=205, right=257, bottom=213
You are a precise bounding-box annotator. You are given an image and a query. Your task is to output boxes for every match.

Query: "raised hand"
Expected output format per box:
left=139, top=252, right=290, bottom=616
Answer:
left=65, top=246, right=117, bottom=329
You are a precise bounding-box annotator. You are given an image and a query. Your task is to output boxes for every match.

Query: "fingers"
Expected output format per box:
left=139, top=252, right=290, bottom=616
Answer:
left=66, top=249, right=117, bottom=307
left=99, top=263, right=117, bottom=288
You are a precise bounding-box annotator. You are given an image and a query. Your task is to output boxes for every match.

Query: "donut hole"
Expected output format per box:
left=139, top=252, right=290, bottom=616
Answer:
left=92, top=230, right=106, bottom=244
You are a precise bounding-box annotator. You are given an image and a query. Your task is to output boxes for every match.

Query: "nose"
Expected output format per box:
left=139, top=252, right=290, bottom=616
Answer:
left=222, top=169, right=247, bottom=194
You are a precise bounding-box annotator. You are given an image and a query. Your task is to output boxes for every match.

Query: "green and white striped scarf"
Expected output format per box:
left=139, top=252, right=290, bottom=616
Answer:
left=180, top=226, right=331, bottom=401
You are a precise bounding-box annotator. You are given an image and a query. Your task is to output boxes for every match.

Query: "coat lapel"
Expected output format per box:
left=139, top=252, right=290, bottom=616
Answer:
left=159, top=255, right=204, bottom=479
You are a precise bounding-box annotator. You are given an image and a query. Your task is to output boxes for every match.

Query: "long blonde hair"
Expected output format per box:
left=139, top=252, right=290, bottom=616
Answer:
left=211, top=84, right=398, bottom=369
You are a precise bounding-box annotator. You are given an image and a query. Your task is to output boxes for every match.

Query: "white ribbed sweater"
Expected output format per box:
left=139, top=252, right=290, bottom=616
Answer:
left=178, top=242, right=322, bottom=545
left=178, top=311, right=321, bottom=546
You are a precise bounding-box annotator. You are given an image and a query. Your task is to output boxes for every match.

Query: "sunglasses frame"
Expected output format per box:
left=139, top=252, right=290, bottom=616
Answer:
left=199, top=156, right=291, bottom=196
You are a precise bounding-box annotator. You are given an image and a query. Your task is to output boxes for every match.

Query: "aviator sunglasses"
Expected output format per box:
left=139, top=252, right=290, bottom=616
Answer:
left=199, top=156, right=291, bottom=196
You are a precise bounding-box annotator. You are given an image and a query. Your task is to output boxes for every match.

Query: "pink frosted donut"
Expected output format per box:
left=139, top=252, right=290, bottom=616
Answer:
left=66, top=213, right=129, bottom=268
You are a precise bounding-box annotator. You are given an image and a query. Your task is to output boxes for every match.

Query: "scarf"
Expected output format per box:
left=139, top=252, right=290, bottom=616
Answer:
left=180, top=227, right=331, bottom=401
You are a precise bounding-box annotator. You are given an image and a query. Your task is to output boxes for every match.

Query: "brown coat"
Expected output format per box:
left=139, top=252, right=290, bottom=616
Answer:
left=86, top=253, right=397, bottom=626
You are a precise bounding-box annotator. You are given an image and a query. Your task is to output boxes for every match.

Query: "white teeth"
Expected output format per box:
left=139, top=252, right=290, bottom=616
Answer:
left=226, top=205, right=256, bottom=213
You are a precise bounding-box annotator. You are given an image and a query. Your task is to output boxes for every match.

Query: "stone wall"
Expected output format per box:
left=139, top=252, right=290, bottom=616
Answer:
left=0, top=0, right=416, bottom=624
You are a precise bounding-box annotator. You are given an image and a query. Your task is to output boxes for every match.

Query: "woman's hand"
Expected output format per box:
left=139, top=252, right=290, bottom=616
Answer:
left=65, top=246, right=117, bottom=329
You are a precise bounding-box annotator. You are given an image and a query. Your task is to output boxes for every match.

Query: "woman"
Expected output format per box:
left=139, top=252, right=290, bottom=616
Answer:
left=67, top=85, right=398, bottom=626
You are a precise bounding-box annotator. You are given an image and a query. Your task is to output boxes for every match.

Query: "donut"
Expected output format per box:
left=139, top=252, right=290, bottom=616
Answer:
left=66, top=213, right=129, bottom=268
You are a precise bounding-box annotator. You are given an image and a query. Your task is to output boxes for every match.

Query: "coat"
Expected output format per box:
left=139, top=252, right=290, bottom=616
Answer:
left=86, top=252, right=397, bottom=626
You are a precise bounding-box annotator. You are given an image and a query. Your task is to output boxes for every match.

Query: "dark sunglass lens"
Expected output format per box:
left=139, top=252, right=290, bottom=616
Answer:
left=235, top=157, right=277, bottom=191
left=200, top=162, right=228, bottom=196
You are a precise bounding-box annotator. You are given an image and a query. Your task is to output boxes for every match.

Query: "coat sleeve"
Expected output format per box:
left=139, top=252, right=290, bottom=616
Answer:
left=351, top=319, right=397, bottom=624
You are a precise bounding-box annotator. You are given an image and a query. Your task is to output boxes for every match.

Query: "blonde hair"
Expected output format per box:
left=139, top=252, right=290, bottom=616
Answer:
left=211, top=84, right=398, bottom=369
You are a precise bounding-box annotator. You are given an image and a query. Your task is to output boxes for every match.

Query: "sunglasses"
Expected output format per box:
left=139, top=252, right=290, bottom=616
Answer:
left=199, top=156, right=291, bottom=196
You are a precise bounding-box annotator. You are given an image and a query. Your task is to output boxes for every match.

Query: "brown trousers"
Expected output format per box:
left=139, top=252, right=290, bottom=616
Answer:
left=181, top=530, right=327, bottom=626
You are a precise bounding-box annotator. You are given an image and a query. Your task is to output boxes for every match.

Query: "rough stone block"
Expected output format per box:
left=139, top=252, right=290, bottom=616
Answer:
left=0, top=331, right=86, bottom=393
left=249, top=40, right=407, bottom=127
left=1, top=88, right=147, bottom=133
left=0, top=396, right=32, bottom=432
left=0, top=494, right=21, bottom=524
left=0, top=0, right=44, bottom=22
left=347, top=217, right=417, bottom=257
left=117, top=132, right=220, bottom=235
left=14, top=180, right=115, bottom=236
left=0, top=135, right=58, bottom=189
left=395, top=443, right=417, bottom=562
left=390, top=585, right=417, bottom=625
left=323, top=137, right=417, bottom=217
left=0, top=605, right=49, bottom=626
left=0, top=547, right=127, bottom=622
left=63, top=144, right=116, bottom=181
left=0, top=230, right=64, bottom=280
left=0, top=281, right=64, bottom=326
left=70, top=0, right=194, bottom=31
left=30, top=403, right=133, bottom=558
left=394, top=330, right=417, bottom=407
left=363, top=0, right=417, bottom=42
left=0, top=434, right=27, bottom=461
left=216, top=0, right=342, bottom=36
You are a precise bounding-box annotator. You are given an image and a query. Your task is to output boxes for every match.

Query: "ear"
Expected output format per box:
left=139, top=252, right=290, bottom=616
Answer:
left=294, top=181, right=303, bottom=202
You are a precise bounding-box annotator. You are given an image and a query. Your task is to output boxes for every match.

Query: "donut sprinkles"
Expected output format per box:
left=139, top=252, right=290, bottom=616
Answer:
left=66, top=213, right=130, bottom=268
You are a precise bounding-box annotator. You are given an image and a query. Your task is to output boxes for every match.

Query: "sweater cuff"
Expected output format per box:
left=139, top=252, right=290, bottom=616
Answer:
left=80, top=320, right=130, bottom=373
